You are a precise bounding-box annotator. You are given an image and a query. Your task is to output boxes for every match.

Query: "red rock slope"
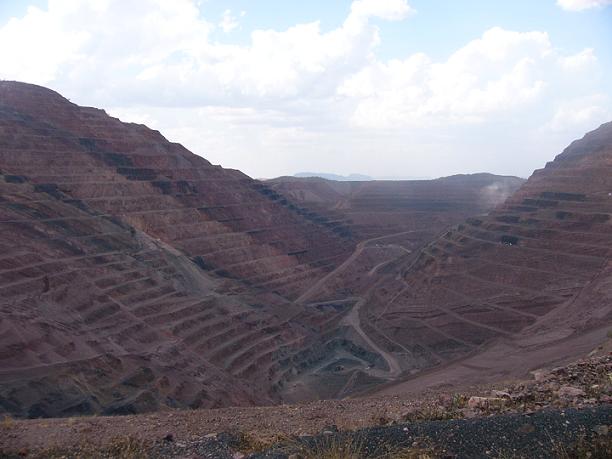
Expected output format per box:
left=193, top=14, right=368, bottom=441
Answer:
left=267, top=174, right=524, bottom=241
left=0, top=81, right=358, bottom=417
left=0, top=81, right=564, bottom=417
left=0, top=82, right=357, bottom=301
left=358, top=122, right=612, bottom=377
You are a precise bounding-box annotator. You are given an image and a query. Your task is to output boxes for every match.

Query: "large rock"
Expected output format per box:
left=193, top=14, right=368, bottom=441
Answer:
left=467, top=396, right=506, bottom=410
left=557, top=386, right=586, bottom=398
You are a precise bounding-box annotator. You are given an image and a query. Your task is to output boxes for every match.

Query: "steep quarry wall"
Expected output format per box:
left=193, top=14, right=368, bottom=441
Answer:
left=267, top=175, right=524, bottom=241
left=1, top=81, right=607, bottom=417
left=0, top=82, right=355, bottom=417
left=358, top=122, right=612, bottom=377
left=0, top=82, right=355, bottom=302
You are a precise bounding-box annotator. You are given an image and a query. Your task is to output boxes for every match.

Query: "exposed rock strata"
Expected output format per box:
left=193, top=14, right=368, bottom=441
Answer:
left=267, top=174, right=524, bottom=241
left=0, top=82, right=516, bottom=417
left=1, top=81, right=610, bottom=418
left=320, top=122, right=612, bottom=381
left=0, top=82, right=355, bottom=417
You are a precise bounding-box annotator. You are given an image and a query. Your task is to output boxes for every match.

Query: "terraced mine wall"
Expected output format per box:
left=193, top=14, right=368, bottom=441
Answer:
left=348, top=122, right=612, bottom=380
left=266, top=175, right=524, bottom=241
left=0, top=82, right=359, bottom=417
left=265, top=125, right=612, bottom=401
left=2, top=81, right=607, bottom=417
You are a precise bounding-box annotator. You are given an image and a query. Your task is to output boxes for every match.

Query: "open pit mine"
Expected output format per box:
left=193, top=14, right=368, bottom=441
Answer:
left=0, top=81, right=610, bottom=420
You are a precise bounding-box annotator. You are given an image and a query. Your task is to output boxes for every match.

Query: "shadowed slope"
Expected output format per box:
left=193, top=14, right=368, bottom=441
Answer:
left=0, top=82, right=356, bottom=417
left=267, top=174, right=524, bottom=240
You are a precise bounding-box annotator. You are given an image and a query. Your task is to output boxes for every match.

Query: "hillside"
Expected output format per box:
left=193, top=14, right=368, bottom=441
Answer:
left=2, top=349, right=610, bottom=457
left=0, top=82, right=521, bottom=418
left=267, top=174, right=524, bottom=240
left=0, top=81, right=357, bottom=417
left=296, top=121, right=612, bottom=400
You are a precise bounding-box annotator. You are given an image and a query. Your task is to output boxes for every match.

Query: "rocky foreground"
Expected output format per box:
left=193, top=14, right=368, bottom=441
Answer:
left=1, top=350, right=610, bottom=458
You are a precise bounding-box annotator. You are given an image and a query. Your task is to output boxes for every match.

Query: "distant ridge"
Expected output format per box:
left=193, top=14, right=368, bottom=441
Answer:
left=294, top=172, right=372, bottom=181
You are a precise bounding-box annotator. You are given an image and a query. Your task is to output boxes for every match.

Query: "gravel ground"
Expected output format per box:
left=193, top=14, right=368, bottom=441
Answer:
left=1, top=406, right=609, bottom=458
left=1, top=353, right=609, bottom=458
left=252, top=405, right=612, bottom=459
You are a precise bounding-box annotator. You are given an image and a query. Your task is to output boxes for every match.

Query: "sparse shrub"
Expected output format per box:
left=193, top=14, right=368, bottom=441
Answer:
left=402, top=403, right=462, bottom=422
left=449, top=393, right=468, bottom=410
left=280, top=434, right=435, bottom=459
left=1, top=415, right=14, bottom=430
left=32, top=436, right=148, bottom=459
left=222, top=429, right=281, bottom=454
left=552, top=432, right=612, bottom=459
left=489, top=430, right=612, bottom=459
left=370, top=409, right=393, bottom=426
left=102, top=436, right=148, bottom=459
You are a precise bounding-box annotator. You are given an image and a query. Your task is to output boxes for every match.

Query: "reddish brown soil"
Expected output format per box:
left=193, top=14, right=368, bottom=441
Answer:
left=0, top=82, right=521, bottom=418
left=1, top=349, right=610, bottom=456
left=289, top=121, right=612, bottom=402
left=267, top=174, right=524, bottom=241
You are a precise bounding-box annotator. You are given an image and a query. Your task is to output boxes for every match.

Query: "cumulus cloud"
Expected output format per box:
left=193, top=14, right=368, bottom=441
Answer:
left=0, top=0, right=608, bottom=180
left=0, top=0, right=212, bottom=90
left=0, top=0, right=412, bottom=104
left=557, top=0, right=612, bottom=11
left=338, top=27, right=603, bottom=129
left=544, top=95, right=611, bottom=132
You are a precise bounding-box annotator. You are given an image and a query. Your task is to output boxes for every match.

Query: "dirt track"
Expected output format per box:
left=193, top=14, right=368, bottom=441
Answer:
left=340, top=297, right=402, bottom=378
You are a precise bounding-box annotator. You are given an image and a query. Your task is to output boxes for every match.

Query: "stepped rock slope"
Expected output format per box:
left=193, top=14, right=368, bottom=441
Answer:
left=0, top=82, right=356, bottom=301
left=267, top=175, right=524, bottom=241
left=0, top=81, right=360, bottom=418
left=332, top=122, right=612, bottom=391
left=0, top=82, right=517, bottom=417
left=1, top=81, right=605, bottom=418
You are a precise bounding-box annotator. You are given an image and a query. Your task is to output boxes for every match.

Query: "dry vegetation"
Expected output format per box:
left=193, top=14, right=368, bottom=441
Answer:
left=275, top=434, right=435, bottom=459
left=16, top=437, right=148, bottom=459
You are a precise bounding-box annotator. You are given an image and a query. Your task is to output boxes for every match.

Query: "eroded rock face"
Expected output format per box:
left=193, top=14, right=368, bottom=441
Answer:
left=266, top=175, right=524, bottom=241
left=356, top=121, right=612, bottom=371
left=0, top=82, right=358, bottom=417
left=1, top=81, right=609, bottom=418
left=0, top=82, right=498, bottom=417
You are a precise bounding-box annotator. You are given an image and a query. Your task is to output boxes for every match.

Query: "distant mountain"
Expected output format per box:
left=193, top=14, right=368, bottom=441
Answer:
left=267, top=173, right=525, bottom=240
left=294, top=172, right=372, bottom=181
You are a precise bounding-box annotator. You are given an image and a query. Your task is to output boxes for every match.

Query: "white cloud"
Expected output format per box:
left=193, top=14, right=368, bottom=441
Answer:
left=350, top=0, right=415, bottom=21
left=219, top=9, right=244, bottom=33
left=0, top=0, right=411, bottom=104
left=0, top=0, right=212, bottom=87
left=558, top=48, right=597, bottom=70
left=339, top=27, right=598, bottom=128
left=557, top=0, right=612, bottom=11
left=544, top=95, right=611, bottom=132
left=0, top=0, right=607, bottom=180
